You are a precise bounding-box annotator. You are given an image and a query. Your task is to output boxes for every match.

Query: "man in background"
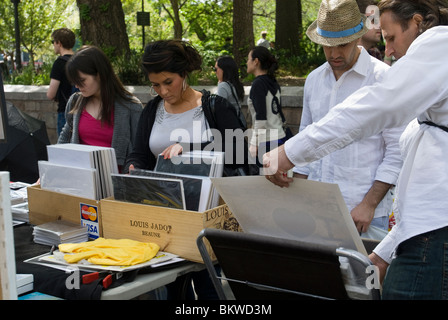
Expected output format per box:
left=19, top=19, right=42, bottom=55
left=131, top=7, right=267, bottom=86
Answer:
left=256, top=31, right=270, bottom=48
left=293, top=0, right=404, bottom=239
left=47, top=28, right=76, bottom=136
left=358, top=1, right=384, bottom=60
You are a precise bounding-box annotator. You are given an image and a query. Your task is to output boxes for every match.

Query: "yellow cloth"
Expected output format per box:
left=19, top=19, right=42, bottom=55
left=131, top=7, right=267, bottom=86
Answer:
left=58, top=238, right=160, bottom=266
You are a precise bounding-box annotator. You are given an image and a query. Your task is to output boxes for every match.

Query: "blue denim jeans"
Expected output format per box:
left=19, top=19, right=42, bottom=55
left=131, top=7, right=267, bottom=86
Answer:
left=371, top=216, right=389, bottom=230
left=57, top=112, right=66, bottom=136
left=382, top=226, right=448, bottom=299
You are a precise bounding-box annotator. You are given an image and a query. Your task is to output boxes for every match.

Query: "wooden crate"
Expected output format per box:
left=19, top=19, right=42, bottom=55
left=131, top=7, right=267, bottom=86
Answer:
left=27, top=185, right=102, bottom=239
left=100, top=198, right=241, bottom=263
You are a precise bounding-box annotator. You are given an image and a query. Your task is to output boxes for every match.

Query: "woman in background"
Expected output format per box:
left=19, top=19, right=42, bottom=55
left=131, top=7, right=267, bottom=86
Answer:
left=246, top=46, right=285, bottom=167
left=214, top=55, right=246, bottom=128
left=58, top=45, right=142, bottom=171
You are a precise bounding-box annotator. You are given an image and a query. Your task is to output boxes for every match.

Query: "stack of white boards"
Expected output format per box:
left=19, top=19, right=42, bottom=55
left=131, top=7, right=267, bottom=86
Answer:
left=10, top=181, right=31, bottom=223
left=33, top=220, right=88, bottom=246
left=38, top=144, right=118, bottom=200
left=111, top=151, right=224, bottom=211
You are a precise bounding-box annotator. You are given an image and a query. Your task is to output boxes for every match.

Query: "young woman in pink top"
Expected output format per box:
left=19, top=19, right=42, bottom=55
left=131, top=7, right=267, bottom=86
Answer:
left=58, top=45, right=142, bottom=170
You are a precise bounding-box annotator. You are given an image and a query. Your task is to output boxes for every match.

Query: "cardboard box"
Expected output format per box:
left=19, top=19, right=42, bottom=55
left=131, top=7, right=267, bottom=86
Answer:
left=27, top=185, right=102, bottom=239
left=100, top=198, right=241, bottom=263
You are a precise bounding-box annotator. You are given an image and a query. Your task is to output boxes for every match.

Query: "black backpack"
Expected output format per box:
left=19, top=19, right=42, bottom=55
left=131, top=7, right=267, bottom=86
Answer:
left=58, top=55, right=79, bottom=101
left=205, top=91, right=258, bottom=176
left=208, top=91, right=247, bottom=131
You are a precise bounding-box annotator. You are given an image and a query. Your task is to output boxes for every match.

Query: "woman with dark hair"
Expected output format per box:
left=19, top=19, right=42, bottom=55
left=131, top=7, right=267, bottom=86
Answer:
left=58, top=45, right=142, bottom=171
left=124, top=39, right=248, bottom=176
left=124, top=39, right=250, bottom=300
left=264, top=0, right=448, bottom=299
left=246, top=46, right=286, bottom=167
left=214, top=56, right=246, bottom=127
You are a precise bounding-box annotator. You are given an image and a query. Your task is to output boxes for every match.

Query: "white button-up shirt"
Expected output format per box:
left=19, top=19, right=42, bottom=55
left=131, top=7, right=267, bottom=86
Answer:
left=295, top=48, right=404, bottom=218
left=285, top=26, right=448, bottom=263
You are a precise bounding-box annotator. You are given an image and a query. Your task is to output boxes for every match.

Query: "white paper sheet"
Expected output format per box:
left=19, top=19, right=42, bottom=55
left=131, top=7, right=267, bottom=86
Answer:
left=38, top=161, right=97, bottom=200
left=47, top=144, right=97, bottom=169
left=45, top=144, right=118, bottom=199
left=211, top=176, right=367, bottom=255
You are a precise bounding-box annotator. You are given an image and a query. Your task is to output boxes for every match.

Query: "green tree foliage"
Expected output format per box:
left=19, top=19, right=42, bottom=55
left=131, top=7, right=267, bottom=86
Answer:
left=0, top=2, right=16, bottom=58
left=2, top=0, right=324, bottom=85
left=0, top=0, right=72, bottom=66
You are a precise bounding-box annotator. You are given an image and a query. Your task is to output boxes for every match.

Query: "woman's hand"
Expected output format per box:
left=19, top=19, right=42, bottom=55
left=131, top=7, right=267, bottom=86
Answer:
left=161, top=143, right=183, bottom=159
left=249, top=144, right=258, bottom=158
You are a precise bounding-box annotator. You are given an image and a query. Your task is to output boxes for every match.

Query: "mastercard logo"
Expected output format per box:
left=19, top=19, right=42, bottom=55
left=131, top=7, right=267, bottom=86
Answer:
left=81, top=204, right=97, bottom=222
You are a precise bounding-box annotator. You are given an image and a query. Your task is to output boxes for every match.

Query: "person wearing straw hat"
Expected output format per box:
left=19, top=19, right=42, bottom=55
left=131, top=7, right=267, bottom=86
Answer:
left=292, top=0, right=404, bottom=239
left=264, top=0, right=448, bottom=299
left=256, top=31, right=270, bottom=49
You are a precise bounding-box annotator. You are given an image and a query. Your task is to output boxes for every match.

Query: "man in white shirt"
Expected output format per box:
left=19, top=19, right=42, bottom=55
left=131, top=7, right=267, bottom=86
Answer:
left=256, top=31, right=270, bottom=49
left=293, top=0, right=404, bottom=239
left=263, top=0, right=448, bottom=299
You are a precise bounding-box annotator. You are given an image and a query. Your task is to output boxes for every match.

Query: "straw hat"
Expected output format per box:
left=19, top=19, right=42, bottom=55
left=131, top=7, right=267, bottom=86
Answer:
left=306, top=0, right=368, bottom=47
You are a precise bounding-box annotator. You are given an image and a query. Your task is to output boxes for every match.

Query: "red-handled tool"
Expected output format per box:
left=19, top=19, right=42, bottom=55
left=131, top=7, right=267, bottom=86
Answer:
left=82, top=272, right=116, bottom=289
left=82, top=272, right=103, bottom=284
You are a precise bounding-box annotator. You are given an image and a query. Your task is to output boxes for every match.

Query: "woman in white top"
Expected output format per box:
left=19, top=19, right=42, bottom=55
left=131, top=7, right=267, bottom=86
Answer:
left=124, top=40, right=249, bottom=299
left=247, top=46, right=286, bottom=167
left=124, top=41, right=248, bottom=176
left=263, top=0, right=448, bottom=299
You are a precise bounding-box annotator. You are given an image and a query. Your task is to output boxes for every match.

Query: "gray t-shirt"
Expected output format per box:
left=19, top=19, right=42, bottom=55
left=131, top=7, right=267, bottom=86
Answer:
left=149, top=100, right=209, bottom=156
left=216, top=81, right=240, bottom=113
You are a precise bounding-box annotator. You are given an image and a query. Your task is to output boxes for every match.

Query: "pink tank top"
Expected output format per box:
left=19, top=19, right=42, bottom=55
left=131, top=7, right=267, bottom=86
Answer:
left=78, top=109, right=114, bottom=147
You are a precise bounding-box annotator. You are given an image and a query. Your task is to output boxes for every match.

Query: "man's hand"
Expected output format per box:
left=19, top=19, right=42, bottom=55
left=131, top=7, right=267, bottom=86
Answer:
left=352, top=180, right=392, bottom=233
left=351, top=201, right=376, bottom=234
left=262, top=145, right=294, bottom=187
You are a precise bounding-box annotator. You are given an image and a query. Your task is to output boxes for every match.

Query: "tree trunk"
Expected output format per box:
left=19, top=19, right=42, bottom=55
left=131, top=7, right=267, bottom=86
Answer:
left=76, top=0, right=130, bottom=57
left=275, top=0, right=302, bottom=56
left=233, top=0, right=254, bottom=77
left=170, top=0, right=183, bottom=39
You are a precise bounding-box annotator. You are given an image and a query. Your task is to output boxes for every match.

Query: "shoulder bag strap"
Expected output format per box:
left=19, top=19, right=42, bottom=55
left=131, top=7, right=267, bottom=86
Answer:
left=418, top=120, right=448, bottom=133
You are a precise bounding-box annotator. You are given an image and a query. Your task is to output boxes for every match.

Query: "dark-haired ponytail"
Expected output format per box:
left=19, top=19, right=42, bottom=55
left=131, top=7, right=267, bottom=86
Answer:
left=183, top=45, right=203, bottom=73
left=250, top=46, right=278, bottom=80
left=142, top=39, right=202, bottom=76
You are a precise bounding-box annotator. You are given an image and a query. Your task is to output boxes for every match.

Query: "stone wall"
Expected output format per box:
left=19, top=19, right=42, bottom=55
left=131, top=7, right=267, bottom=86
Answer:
left=4, top=85, right=303, bottom=145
